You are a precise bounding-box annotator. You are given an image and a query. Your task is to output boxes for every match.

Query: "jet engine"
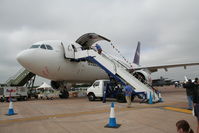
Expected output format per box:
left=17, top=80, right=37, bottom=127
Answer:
left=131, top=70, right=152, bottom=85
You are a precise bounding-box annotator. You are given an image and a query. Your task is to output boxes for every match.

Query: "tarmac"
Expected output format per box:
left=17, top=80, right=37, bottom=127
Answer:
left=0, top=86, right=196, bottom=133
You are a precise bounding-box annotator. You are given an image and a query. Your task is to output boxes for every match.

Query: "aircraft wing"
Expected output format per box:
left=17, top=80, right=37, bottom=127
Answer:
left=132, top=62, right=199, bottom=72
left=76, top=33, right=111, bottom=50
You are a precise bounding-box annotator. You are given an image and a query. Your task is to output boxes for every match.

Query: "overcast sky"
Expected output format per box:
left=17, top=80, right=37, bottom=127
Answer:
left=0, top=0, right=199, bottom=85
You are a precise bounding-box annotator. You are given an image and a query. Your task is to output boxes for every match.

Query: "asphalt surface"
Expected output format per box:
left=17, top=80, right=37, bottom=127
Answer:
left=0, top=86, right=196, bottom=133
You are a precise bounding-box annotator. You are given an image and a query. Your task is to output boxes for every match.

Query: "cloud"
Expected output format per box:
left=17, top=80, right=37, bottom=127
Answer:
left=0, top=0, right=199, bottom=83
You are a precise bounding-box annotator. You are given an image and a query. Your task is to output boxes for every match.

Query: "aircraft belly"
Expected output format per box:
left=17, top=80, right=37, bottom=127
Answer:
left=56, top=61, right=108, bottom=82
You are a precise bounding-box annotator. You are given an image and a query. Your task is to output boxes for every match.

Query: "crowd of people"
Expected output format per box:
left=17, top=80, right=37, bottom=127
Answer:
left=182, top=78, right=199, bottom=133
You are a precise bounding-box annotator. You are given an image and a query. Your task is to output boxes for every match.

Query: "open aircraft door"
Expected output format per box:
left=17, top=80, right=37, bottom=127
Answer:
left=76, top=33, right=111, bottom=50
left=61, top=43, right=75, bottom=59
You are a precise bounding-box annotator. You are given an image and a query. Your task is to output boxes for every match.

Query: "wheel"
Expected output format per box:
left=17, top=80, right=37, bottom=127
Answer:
left=35, top=95, right=38, bottom=99
left=116, top=93, right=126, bottom=103
left=17, top=98, right=21, bottom=101
left=23, top=96, right=28, bottom=101
left=88, top=93, right=96, bottom=101
left=59, top=90, right=69, bottom=99
left=1, top=97, right=4, bottom=102
left=6, top=97, right=9, bottom=102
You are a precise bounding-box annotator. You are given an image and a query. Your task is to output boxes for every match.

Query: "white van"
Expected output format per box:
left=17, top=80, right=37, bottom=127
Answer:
left=87, top=80, right=126, bottom=102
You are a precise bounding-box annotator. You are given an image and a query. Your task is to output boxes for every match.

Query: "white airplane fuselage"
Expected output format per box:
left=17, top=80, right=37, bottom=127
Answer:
left=16, top=31, right=199, bottom=87
left=17, top=40, right=111, bottom=83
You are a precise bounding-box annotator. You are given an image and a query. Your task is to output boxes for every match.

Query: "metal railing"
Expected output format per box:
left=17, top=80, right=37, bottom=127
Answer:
left=6, top=68, right=25, bottom=84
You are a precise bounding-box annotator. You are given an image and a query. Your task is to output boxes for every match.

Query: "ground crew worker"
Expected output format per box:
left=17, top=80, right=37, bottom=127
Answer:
left=183, top=79, right=194, bottom=110
left=95, top=44, right=102, bottom=54
left=193, top=78, right=199, bottom=133
left=123, top=84, right=133, bottom=108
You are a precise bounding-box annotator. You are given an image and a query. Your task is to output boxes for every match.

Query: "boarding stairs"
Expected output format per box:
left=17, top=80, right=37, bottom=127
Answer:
left=6, top=68, right=35, bottom=86
left=74, top=50, right=160, bottom=102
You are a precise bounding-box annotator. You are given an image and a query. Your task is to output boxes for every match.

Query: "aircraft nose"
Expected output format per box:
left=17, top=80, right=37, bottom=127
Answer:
left=17, top=51, right=25, bottom=65
left=16, top=50, right=32, bottom=67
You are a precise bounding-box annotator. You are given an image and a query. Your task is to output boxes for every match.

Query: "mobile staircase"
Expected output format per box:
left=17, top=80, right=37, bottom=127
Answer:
left=75, top=49, right=160, bottom=102
left=6, top=68, right=36, bottom=87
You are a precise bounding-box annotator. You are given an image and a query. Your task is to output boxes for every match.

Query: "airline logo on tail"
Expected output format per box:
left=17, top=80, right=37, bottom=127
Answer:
left=133, top=41, right=140, bottom=65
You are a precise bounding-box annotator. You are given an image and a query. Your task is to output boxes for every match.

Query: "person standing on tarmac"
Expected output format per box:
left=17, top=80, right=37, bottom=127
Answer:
left=193, top=78, right=199, bottom=133
left=183, top=79, right=194, bottom=110
left=123, top=84, right=133, bottom=108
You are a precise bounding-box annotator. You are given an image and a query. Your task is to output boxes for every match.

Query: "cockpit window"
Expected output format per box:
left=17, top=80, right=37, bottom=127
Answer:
left=46, top=45, right=53, bottom=50
left=40, top=44, right=46, bottom=49
left=30, top=44, right=53, bottom=50
left=30, top=45, right=40, bottom=48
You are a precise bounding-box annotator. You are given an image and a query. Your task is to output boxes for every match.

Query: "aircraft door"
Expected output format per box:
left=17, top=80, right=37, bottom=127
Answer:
left=61, top=43, right=75, bottom=59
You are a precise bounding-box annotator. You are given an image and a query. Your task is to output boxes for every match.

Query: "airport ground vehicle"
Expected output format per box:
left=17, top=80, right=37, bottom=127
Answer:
left=27, top=89, right=39, bottom=99
left=0, top=87, right=28, bottom=102
left=87, top=80, right=146, bottom=103
left=38, top=89, right=59, bottom=100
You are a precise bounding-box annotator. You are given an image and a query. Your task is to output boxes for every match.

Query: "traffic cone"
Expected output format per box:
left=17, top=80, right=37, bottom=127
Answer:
left=7, top=98, right=15, bottom=116
left=105, top=102, right=121, bottom=128
left=148, top=92, right=153, bottom=104
left=158, top=93, right=163, bottom=102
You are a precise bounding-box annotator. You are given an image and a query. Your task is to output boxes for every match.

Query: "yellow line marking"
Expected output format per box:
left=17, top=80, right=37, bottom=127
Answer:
left=0, top=102, right=185, bottom=124
left=163, top=107, right=192, bottom=114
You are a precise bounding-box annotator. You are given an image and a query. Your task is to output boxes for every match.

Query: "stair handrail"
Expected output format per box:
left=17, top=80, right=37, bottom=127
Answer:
left=103, top=52, right=154, bottom=91
left=101, top=51, right=129, bottom=70
left=6, top=68, right=26, bottom=84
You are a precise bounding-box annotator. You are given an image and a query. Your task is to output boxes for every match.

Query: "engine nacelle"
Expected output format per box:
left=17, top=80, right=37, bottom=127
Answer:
left=131, top=70, right=152, bottom=85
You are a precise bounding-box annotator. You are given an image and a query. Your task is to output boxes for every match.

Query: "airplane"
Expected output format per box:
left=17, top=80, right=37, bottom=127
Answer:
left=16, top=33, right=199, bottom=99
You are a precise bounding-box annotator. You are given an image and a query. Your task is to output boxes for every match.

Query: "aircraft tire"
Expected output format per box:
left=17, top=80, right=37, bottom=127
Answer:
left=59, top=91, right=69, bottom=99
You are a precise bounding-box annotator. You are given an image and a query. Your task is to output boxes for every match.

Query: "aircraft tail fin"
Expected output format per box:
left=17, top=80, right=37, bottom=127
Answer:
left=133, top=41, right=141, bottom=65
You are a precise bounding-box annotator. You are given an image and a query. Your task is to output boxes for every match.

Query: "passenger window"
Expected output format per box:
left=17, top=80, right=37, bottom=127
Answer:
left=40, top=44, right=46, bottom=49
left=93, top=82, right=99, bottom=87
left=30, top=45, right=40, bottom=48
left=46, top=45, right=53, bottom=50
